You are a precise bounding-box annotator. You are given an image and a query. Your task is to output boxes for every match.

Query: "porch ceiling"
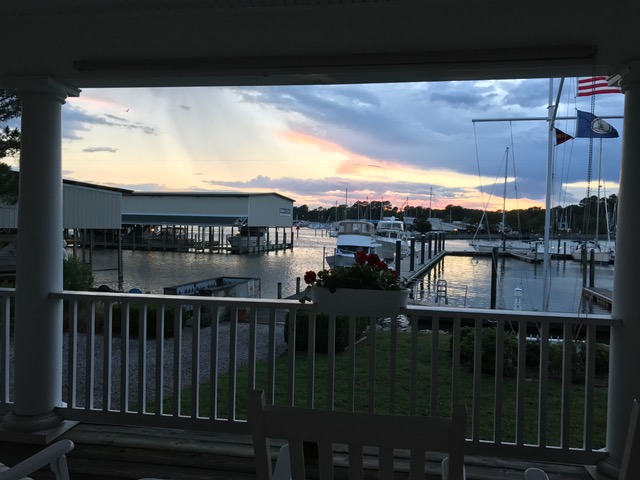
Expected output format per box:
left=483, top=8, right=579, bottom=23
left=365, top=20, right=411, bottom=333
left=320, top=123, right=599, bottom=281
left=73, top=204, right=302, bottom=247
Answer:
left=1, top=0, right=637, bottom=88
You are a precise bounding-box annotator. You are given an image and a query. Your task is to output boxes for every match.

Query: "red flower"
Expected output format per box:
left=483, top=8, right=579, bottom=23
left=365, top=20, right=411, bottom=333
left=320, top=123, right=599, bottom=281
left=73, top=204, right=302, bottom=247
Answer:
left=304, top=270, right=317, bottom=285
left=366, top=253, right=381, bottom=266
left=377, top=261, right=388, bottom=270
left=354, top=251, right=368, bottom=265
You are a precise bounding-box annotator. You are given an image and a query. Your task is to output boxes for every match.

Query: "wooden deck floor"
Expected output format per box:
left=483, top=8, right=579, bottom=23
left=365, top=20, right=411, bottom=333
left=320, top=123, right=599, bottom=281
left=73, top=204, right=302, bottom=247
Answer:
left=0, top=422, right=599, bottom=480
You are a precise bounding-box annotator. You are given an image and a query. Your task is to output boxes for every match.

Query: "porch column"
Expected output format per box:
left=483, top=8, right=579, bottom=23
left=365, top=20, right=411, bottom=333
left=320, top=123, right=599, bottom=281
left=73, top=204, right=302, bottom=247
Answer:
left=600, top=61, right=640, bottom=478
left=2, top=78, right=80, bottom=435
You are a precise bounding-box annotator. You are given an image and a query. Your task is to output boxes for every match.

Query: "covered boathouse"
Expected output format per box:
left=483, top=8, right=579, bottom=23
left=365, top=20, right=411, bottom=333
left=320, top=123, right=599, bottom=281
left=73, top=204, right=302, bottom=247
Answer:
left=110, top=191, right=294, bottom=253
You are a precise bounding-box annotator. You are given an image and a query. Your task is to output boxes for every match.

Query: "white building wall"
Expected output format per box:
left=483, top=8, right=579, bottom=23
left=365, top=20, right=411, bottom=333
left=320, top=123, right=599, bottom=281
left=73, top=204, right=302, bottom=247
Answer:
left=0, top=183, right=122, bottom=229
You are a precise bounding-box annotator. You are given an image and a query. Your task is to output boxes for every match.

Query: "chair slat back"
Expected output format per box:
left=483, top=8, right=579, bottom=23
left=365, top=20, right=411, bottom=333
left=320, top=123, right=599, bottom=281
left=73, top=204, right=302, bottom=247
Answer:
left=249, top=389, right=466, bottom=480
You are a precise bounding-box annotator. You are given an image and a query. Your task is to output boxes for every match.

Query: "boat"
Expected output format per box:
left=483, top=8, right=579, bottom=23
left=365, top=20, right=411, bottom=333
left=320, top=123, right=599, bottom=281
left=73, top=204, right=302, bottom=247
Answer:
left=374, top=217, right=411, bottom=260
left=570, top=240, right=613, bottom=263
left=325, top=220, right=381, bottom=267
left=227, top=226, right=267, bottom=248
left=470, top=147, right=536, bottom=254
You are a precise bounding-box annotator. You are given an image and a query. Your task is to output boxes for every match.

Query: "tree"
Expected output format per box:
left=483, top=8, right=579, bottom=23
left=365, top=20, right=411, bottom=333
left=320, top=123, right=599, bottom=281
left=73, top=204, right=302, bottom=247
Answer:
left=0, top=90, right=20, bottom=204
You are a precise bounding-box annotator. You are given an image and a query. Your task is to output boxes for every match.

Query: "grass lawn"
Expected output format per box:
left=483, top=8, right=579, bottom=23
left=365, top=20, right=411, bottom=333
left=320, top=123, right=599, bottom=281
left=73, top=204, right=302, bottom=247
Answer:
left=168, top=330, right=607, bottom=449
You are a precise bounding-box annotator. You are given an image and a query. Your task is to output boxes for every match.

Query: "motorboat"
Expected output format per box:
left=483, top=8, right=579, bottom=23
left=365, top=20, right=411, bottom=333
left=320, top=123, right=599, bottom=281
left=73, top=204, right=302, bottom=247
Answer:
left=570, top=240, right=613, bottom=263
left=227, top=226, right=267, bottom=248
left=374, top=218, right=411, bottom=260
left=325, top=220, right=381, bottom=267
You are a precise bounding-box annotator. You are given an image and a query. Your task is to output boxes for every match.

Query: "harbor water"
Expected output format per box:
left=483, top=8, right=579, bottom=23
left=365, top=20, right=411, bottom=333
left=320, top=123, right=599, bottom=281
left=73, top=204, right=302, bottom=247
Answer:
left=86, top=228, right=614, bottom=314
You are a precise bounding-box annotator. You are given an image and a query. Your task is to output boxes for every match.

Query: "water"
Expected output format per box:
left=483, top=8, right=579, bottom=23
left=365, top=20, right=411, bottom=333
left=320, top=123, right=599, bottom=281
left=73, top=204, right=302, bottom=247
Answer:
left=86, top=230, right=614, bottom=314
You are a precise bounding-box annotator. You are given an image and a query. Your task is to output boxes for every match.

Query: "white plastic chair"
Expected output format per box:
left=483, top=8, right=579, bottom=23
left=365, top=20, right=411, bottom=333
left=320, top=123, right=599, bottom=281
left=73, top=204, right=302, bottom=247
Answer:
left=249, top=389, right=467, bottom=480
left=0, top=439, right=74, bottom=480
left=523, top=467, right=549, bottom=480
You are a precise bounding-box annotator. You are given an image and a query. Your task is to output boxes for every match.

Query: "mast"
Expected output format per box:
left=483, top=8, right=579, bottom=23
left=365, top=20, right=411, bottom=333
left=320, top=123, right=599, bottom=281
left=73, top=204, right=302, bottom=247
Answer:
left=501, top=147, right=509, bottom=251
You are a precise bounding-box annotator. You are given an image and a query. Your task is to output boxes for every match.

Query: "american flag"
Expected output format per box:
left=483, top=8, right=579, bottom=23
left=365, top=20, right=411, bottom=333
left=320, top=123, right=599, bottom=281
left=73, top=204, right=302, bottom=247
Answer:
left=577, top=76, right=622, bottom=96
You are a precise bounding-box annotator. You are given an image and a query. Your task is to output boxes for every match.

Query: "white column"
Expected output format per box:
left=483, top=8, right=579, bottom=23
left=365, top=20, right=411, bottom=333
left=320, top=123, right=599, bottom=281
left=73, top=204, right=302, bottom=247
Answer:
left=599, top=62, right=640, bottom=478
left=2, top=78, right=79, bottom=434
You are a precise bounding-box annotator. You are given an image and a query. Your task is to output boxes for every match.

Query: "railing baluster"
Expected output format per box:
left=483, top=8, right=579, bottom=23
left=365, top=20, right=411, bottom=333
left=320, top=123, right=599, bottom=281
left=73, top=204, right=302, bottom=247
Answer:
left=305, top=310, right=316, bottom=409
left=409, top=315, right=418, bottom=416
left=561, top=322, right=573, bottom=449
left=0, top=293, right=12, bottom=405
left=326, top=313, right=337, bottom=409
left=191, top=306, right=201, bottom=418
left=367, top=316, right=376, bottom=414
left=287, top=309, right=297, bottom=405
left=584, top=323, right=597, bottom=451
left=515, top=317, right=527, bottom=445
left=539, top=320, right=550, bottom=447
left=172, top=304, right=182, bottom=417
left=209, top=307, right=220, bottom=420
left=85, top=302, right=96, bottom=410
left=120, top=302, right=130, bottom=412
left=265, top=306, right=277, bottom=405
left=430, top=314, right=440, bottom=416
left=472, top=318, right=483, bottom=441
left=347, top=316, right=356, bottom=411
left=137, top=303, right=148, bottom=415
left=154, top=303, right=165, bottom=416
left=494, top=318, right=505, bottom=443
left=67, top=299, right=78, bottom=408
left=227, top=307, right=238, bottom=421
left=389, top=312, right=398, bottom=414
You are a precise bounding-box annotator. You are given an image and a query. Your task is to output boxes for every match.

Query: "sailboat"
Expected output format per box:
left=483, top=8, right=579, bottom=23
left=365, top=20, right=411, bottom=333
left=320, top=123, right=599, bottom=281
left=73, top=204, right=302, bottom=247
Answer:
left=570, top=139, right=614, bottom=263
left=470, top=147, right=540, bottom=255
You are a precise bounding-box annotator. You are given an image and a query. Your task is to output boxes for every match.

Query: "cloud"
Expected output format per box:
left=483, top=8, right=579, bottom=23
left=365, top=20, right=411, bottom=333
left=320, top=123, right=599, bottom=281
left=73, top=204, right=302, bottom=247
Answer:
left=63, top=105, right=159, bottom=141
left=83, top=147, right=117, bottom=153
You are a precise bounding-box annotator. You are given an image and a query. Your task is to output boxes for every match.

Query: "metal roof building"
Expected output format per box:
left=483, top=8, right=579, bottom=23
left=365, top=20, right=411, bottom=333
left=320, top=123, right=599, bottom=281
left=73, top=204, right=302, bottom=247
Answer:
left=121, top=192, right=294, bottom=227
left=0, top=179, right=127, bottom=229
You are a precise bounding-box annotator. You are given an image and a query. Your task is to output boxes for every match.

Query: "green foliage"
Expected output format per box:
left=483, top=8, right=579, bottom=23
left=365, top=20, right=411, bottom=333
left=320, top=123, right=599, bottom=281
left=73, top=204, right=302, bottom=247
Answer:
left=109, top=302, right=188, bottom=338
left=458, top=326, right=519, bottom=377
left=457, top=325, right=609, bottom=383
left=63, top=256, right=94, bottom=291
left=284, top=310, right=369, bottom=353
left=0, top=163, right=18, bottom=204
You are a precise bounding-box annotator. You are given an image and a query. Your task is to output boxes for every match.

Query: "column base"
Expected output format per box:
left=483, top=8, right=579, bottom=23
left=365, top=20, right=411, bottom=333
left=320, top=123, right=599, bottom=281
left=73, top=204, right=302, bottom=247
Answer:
left=0, top=410, right=77, bottom=445
left=588, top=457, right=621, bottom=479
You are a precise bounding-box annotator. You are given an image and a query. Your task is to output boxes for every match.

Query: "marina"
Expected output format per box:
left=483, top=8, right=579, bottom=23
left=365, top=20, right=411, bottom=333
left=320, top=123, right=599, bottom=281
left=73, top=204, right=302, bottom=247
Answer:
left=87, top=227, right=614, bottom=315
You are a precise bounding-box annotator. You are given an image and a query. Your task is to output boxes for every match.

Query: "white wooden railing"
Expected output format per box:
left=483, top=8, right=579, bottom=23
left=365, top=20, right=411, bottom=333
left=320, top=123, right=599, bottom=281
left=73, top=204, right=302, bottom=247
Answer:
left=0, top=288, right=617, bottom=464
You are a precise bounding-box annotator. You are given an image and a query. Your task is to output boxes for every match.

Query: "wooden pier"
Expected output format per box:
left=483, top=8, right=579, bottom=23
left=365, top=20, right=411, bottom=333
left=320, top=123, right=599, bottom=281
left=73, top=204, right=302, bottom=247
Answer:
left=582, top=287, right=613, bottom=311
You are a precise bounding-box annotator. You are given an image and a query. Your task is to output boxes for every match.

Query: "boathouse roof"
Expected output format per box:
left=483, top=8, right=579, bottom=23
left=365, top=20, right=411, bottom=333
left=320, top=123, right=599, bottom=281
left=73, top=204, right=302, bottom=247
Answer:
left=121, top=191, right=294, bottom=227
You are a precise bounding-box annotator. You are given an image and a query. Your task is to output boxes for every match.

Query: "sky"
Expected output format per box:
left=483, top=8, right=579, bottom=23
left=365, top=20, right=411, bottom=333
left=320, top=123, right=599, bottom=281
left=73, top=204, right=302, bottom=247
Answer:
left=3, top=77, right=625, bottom=212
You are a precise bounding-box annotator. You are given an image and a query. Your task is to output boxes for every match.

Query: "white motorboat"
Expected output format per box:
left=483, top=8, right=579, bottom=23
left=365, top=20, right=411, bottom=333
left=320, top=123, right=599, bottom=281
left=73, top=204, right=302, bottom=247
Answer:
left=227, top=226, right=267, bottom=248
left=326, top=220, right=381, bottom=267
left=374, top=218, right=411, bottom=260
left=570, top=240, right=613, bottom=263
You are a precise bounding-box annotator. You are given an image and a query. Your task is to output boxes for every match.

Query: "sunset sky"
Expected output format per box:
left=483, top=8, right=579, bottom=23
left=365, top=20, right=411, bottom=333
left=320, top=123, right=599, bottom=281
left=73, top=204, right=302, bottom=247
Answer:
left=3, top=78, right=625, bottom=211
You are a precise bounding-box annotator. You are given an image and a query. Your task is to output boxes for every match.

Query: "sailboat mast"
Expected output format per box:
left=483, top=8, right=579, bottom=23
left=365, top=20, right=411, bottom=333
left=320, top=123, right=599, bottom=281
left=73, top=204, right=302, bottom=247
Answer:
left=502, top=147, right=509, bottom=251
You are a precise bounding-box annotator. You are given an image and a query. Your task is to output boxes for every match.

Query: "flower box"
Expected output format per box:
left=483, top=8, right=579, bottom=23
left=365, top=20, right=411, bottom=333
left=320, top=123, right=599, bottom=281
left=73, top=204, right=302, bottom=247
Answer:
left=310, top=286, right=409, bottom=317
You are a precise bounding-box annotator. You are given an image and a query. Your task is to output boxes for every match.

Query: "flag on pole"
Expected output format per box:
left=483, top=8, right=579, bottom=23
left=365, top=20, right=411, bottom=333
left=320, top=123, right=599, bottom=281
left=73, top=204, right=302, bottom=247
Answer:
left=577, top=76, right=621, bottom=96
left=554, top=128, right=573, bottom=145
left=575, top=110, right=619, bottom=138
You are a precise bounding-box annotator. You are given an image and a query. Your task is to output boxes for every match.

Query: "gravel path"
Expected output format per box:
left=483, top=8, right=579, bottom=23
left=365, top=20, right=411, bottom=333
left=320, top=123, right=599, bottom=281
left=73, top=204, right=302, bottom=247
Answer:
left=62, top=321, right=287, bottom=409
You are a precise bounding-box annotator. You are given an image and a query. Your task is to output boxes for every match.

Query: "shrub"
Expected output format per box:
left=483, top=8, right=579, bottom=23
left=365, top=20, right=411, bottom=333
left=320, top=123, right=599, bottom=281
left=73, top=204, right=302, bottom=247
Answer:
left=284, top=310, right=369, bottom=353
left=458, top=325, right=609, bottom=383
left=458, top=325, right=518, bottom=377
left=63, top=256, right=94, bottom=291
left=109, top=303, right=188, bottom=338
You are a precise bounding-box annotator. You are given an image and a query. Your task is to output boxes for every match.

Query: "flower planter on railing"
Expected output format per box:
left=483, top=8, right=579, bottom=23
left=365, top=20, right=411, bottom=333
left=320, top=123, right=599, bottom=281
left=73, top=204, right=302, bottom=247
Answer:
left=310, top=285, right=409, bottom=317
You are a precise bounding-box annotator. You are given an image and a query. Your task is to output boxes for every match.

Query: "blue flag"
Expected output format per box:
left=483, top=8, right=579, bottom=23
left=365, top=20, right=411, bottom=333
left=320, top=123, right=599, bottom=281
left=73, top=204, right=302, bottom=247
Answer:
left=575, top=110, right=619, bottom=138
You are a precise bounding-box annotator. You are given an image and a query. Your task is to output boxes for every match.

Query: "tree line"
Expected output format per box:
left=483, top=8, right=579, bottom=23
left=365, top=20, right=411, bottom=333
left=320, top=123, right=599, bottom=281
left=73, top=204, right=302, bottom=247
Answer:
left=294, top=196, right=618, bottom=237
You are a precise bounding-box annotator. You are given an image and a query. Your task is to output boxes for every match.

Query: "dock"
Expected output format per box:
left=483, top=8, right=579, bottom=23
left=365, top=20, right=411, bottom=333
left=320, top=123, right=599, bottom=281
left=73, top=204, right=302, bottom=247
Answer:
left=582, top=287, right=613, bottom=311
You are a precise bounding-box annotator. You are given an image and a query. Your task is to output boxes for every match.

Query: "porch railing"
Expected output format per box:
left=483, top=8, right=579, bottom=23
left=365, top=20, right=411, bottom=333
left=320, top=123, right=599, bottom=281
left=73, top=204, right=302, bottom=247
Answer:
left=0, top=288, right=617, bottom=464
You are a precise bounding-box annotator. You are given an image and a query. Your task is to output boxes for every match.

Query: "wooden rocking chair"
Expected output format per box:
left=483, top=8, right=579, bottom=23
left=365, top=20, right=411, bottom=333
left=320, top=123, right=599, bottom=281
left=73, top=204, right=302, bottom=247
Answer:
left=249, top=389, right=467, bottom=480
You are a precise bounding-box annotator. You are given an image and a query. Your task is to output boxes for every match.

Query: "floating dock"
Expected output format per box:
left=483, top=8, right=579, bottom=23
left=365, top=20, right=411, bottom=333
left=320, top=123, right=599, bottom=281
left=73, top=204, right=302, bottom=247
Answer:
left=582, top=287, right=613, bottom=311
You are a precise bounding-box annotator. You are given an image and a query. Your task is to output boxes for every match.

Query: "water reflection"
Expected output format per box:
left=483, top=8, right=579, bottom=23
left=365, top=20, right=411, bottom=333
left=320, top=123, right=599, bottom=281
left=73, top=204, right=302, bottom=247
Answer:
left=85, top=230, right=613, bottom=314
